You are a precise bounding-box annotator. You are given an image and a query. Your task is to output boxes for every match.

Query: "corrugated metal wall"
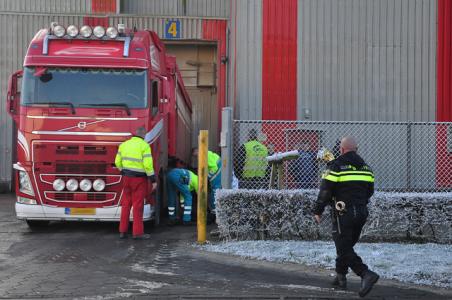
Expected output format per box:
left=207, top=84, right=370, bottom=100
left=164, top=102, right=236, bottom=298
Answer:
left=120, top=0, right=230, bottom=18
left=230, top=0, right=263, bottom=120
left=0, top=0, right=91, bottom=14
left=0, top=14, right=85, bottom=190
left=297, top=0, right=437, bottom=122
left=109, top=15, right=203, bottom=39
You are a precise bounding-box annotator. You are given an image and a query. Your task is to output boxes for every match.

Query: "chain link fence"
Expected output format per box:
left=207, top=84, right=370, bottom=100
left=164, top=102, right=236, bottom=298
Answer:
left=232, top=120, right=452, bottom=192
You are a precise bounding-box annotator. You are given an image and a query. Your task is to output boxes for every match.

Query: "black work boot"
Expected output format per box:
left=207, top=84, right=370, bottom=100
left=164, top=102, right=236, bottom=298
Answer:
left=359, top=270, right=379, bottom=297
left=331, top=273, right=347, bottom=289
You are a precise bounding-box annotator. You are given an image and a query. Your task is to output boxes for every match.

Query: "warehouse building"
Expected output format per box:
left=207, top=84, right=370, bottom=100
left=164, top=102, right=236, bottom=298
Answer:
left=1, top=0, right=451, bottom=191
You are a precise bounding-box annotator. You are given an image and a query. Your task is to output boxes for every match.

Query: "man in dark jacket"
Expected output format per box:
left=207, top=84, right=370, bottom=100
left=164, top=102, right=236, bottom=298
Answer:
left=313, top=136, right=379, bottom=298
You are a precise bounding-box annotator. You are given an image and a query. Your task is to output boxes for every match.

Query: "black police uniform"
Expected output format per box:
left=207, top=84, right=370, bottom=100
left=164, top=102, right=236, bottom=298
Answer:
left=313, top=151, right=374, bottom=277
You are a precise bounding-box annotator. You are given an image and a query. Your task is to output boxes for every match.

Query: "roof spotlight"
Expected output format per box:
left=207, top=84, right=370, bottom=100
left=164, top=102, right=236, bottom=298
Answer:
left=106, top=27, right=118, bottom=39
left=93, top=26, right=106, bottom=38
left=53, top=25, right=66, bottom=38
left=80, top=25, right=93, bottom=38
left=66, top=25, right=79, bottom=38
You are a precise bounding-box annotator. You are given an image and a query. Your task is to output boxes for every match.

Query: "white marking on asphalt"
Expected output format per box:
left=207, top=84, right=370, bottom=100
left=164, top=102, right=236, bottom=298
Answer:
left=132, top=263, right=176, bottom=276
left=282, top=284, right=354, bottom=294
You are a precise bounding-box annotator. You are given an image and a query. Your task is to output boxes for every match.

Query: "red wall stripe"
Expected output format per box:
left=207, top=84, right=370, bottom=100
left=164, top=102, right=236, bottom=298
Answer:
left=436, top=0, right=452, bottom=188
left=202, top=20, right=228, bottom=135
left=262, top=0, right=297, bottom=120
left=438, top=0, right=452, bottom=121
left=91, top=0, right=116, bottom=13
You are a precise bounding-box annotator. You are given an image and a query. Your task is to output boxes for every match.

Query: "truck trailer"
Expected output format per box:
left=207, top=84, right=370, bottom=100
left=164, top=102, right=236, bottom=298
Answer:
left=6, top=23, right=192, bottom=227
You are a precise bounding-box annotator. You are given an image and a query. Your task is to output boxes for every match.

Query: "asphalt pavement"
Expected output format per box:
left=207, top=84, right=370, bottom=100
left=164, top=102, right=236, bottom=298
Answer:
left=0, top=193, right=450, bottom=299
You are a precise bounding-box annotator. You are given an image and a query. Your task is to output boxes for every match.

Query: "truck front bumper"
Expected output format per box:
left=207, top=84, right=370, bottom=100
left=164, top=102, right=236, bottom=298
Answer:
left=16, top=201, right=154, bottom=221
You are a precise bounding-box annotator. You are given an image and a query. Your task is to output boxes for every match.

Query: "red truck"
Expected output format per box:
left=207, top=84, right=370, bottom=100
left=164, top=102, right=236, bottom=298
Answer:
left=6, top=23, right=192, bottom=227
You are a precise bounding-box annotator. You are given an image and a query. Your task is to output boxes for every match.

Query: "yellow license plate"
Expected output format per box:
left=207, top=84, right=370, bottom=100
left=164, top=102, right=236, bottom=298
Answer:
left=65, top=208, right=96, bottom=215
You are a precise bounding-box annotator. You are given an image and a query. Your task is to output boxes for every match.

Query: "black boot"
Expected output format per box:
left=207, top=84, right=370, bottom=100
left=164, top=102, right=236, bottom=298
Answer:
left=359, top=270, right=379, bottom=297
left=331, top=273, right=347, bottom=289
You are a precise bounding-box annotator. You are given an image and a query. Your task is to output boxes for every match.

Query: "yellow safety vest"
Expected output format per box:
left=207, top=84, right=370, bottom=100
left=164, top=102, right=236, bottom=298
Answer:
left=207, top=151, right=220, bottom=175
left=189, top=170, right=198, bottom=192
left=242, top=140, right=268, bottom=178
left=115, top=136, right=154, bottom=176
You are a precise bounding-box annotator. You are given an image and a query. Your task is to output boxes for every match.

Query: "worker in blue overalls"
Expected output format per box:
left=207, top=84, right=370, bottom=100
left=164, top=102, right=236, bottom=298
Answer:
left=192, top=148, right=221, bottom=215
left=166, top=163, right=198, bottom=225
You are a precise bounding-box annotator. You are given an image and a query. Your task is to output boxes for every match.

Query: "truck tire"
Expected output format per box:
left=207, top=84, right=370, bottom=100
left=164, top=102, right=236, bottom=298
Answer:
left=26, top=220, right=50, bottom=228
left=153, top=170, right=166, bottom=226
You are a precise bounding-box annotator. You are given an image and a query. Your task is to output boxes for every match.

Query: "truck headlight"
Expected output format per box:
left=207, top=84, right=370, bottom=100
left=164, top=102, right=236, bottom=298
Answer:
left=66, top=179, right=79, bottom=192
left=79, top=179, right=92, bottom=192
left=19, top=171, right=35, bottom=196
left=93, top=179, right=105, bottom=191
left=53, top=179, right=65, bottom=191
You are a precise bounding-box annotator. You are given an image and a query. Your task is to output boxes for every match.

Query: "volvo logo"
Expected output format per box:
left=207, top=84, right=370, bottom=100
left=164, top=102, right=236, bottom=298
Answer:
left=77, top=122, right=87, bottom=130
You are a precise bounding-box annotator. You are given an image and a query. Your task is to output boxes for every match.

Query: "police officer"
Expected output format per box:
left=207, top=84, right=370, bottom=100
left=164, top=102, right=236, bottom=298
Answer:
left=192, top=148, right=221, bottom=214
left=313, top=136, right=379, bottom=297
left=167, top=167, right=198, bottom=225
left=115, top=126, right=156, bottom=239
left=234, top=129, right=269, bottom=189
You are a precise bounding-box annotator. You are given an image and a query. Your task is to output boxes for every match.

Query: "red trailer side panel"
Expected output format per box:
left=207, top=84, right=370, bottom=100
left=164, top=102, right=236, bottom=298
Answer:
left=262, top=0, right=297, bottom=121
left=202, top=20, right=227, bottom=130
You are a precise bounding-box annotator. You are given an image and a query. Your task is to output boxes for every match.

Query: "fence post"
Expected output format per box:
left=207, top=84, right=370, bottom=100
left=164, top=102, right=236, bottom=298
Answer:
left=197, top=130, right=208, bottom=244
left=407, top=122, right=412, bottom=190
left=220, top=107, right=233, bottom=189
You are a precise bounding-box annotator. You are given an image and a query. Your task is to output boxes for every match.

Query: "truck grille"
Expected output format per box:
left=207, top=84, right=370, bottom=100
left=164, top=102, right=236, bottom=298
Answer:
left=56, top=163, right=107, bottom=174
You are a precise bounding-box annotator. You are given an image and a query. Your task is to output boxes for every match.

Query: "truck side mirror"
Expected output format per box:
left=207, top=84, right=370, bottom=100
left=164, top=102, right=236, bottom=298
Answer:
left=7, top=70, right=23, bottom=123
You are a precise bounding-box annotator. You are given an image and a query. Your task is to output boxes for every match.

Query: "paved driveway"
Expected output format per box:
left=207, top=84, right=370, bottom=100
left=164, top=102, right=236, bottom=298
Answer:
left=0, top=194, right=450, bottom=299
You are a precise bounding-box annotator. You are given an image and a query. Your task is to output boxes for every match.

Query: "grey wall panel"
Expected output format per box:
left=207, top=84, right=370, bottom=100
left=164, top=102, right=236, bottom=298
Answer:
left=109, top=16, right=203, bottom=39
left=297, top=0, right=437, bottom=122
left=120, top=0, right=179, bottom=16
left=0, top=14, right=85, bottom=188
left=120, top=0, right=229, bottom=18
left=185, top=0, right=230, bottom=18
left=0, top=0, right=91, bottom=14
left=230, top=0, right=262, bottom=120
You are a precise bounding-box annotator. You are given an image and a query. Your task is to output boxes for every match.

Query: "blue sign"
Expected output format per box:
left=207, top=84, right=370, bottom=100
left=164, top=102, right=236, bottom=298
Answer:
left=165, top=20, right=181, bottom=39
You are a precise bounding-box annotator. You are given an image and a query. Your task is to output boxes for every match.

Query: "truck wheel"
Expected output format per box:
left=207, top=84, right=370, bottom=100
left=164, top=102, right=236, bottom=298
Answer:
left=26, top=220, right=50, bottom=228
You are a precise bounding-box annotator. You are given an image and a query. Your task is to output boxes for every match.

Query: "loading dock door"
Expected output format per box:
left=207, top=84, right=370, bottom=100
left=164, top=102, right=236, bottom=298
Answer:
left=165, top=44, right=219, bottom=156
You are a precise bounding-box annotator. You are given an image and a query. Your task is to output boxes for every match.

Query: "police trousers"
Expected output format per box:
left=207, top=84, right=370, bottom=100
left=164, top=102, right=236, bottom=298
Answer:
left=332, top=205, right=369, bottom=276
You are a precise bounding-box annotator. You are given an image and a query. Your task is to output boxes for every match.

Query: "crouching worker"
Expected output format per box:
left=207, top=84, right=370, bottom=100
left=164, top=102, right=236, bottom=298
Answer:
left=167, top=166, right=198, bottom=225
left=115, top=126, right=156, bottom=240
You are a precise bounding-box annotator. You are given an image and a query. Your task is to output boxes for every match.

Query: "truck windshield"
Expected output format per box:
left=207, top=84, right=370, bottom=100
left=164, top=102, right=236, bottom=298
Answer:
left=21, top=67, right=147, bottom=108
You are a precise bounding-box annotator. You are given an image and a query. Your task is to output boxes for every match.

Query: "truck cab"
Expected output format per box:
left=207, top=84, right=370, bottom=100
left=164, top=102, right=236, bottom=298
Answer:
left=7, top=23, right=192, bottom=227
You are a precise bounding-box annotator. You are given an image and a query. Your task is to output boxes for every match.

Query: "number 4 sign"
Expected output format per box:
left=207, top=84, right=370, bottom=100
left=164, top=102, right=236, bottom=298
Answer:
left=165, top=20, right=181, bottom=39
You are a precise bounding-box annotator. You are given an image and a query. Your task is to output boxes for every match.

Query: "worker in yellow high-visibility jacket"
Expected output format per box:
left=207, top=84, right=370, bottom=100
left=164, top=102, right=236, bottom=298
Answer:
left=192, top=148, right=221, bottom=215
left=115, top=126, right=156, bottom=240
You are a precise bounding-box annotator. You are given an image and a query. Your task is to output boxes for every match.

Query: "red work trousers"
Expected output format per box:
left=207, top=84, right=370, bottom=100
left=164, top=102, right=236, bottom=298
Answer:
left=119, top=176, right=146, bottom=236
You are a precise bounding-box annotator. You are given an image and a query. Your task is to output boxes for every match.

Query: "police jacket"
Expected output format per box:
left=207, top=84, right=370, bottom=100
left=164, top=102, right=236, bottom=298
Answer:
left=313, top=151, right=374, bottom=215
left=115, top=136, right=155, bottom=181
